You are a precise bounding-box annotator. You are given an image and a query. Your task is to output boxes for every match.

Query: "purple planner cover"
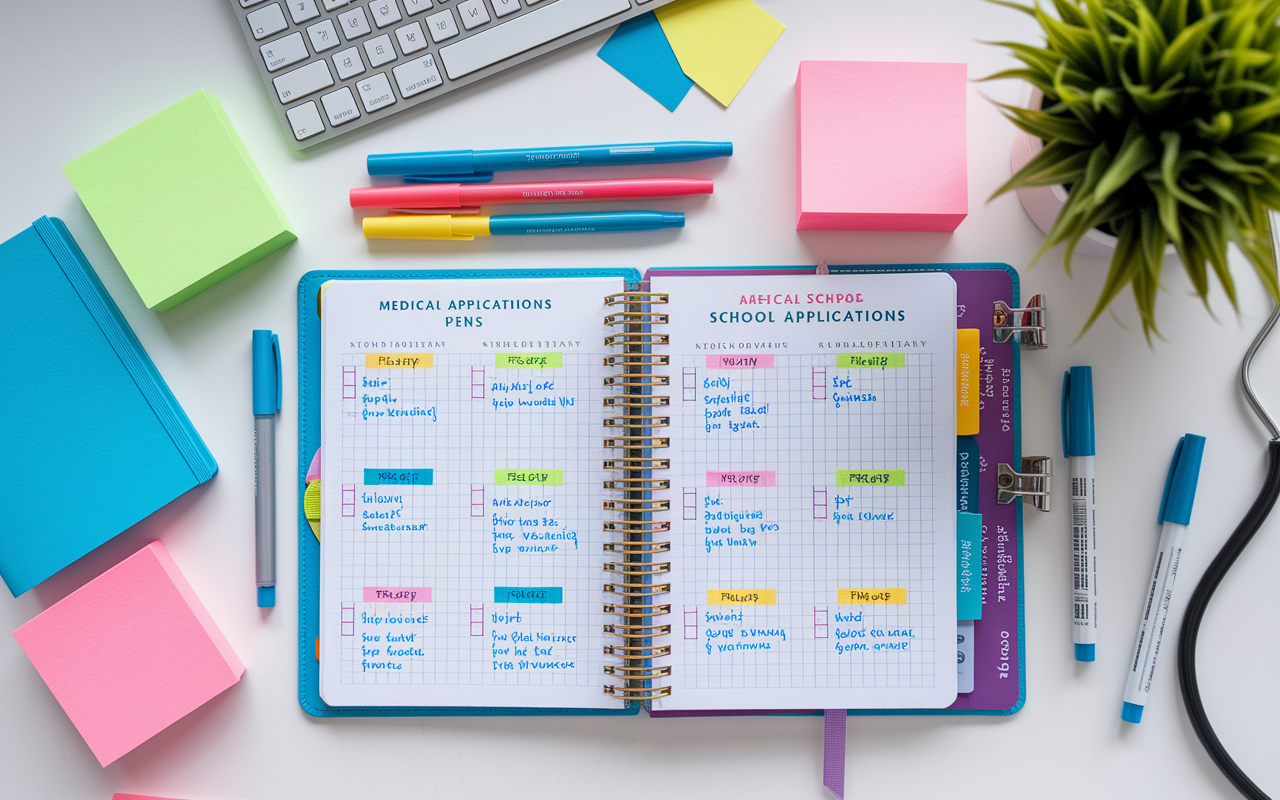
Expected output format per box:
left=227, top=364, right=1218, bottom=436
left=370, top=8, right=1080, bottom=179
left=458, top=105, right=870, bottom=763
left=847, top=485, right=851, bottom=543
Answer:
left=644, top=265, right=1024, bottom=716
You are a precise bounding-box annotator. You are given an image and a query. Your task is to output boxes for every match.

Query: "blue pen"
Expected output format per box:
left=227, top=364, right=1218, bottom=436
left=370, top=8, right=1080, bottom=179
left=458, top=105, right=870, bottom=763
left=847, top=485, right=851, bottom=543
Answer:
left=362, top=211, right=684, bottom=240
left=1062, top=366, right=1098, bottom=661
left=253, top=330, right=281, bottom=608
left=1121, top=434, right=1206, bottom=723
left=367, top=141, right=733, bottom=181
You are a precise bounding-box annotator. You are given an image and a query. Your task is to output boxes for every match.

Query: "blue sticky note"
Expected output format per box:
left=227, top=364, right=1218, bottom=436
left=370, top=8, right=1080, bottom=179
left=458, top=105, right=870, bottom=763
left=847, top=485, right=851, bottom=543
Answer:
left=494, top=587, right=563, bottom=604
left=598, top=13, right=693, bottom=112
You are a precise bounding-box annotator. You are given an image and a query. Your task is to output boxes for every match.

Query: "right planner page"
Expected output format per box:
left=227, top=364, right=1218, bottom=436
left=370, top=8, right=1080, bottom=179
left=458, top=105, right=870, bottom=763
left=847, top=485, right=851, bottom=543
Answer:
left=650, top=273, right=958, bottom=711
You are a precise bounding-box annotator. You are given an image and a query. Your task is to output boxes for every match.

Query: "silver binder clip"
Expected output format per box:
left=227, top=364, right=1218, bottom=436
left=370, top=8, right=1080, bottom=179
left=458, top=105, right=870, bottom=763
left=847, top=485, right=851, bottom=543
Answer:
left=997, top=456, right=1052, bottom=512
left=993, top=294, right=1047, bottom=348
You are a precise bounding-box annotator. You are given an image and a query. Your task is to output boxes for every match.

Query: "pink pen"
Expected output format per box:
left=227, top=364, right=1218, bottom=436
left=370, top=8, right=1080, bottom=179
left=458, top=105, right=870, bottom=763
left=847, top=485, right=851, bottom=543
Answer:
left=350, top=177, right=713, bottom=210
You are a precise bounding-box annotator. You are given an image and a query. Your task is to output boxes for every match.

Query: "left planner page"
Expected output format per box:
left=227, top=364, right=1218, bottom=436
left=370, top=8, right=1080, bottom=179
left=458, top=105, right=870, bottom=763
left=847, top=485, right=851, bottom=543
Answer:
left=319, top=277, right=622, bottom=709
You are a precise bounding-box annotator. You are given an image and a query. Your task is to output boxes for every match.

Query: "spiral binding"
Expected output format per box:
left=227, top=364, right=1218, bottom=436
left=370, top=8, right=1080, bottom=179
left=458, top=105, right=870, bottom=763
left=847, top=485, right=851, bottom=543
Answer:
left=602, top=288, right=672, bottom=702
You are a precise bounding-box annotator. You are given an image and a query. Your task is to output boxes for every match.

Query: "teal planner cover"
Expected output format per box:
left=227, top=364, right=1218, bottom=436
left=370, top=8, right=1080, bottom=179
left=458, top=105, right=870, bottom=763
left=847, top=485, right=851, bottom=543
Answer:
left=0, top=217, right=218, bottom=596
left=296, top=265, right=1025, bottom=717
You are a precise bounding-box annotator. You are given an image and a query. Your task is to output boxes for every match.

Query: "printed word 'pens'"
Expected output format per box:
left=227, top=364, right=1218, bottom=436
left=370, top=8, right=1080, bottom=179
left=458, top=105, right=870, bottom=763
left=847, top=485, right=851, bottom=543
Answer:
left=363, top=211, right=685, bottom=240
left=252, top=330, right=282, bottom=609
left=367, top=141, right=733, bottom=181
left=1122, top=433, right=1206, bottom=724
left=350, top=177, right=713, bottom=211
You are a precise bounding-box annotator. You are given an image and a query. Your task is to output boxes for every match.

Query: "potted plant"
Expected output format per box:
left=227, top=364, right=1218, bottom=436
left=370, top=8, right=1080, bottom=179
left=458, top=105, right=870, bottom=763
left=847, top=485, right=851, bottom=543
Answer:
left=985, top=0, right=1280, bottom=337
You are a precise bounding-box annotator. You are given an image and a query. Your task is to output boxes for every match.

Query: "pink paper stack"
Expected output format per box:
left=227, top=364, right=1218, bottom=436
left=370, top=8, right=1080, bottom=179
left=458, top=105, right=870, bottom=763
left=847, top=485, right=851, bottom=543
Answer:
left=13, top=542, right=244, bottom=766
left=796, top=60, right=968, bottom=232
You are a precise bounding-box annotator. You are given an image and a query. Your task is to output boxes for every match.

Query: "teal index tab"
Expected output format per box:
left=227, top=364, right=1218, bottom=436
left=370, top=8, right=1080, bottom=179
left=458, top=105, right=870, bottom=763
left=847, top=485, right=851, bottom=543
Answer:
left=363, top=469, right=433, bottom=485
left=494, top=587, right=563, bottom=604
left=957, top=512, right=982, bottom=620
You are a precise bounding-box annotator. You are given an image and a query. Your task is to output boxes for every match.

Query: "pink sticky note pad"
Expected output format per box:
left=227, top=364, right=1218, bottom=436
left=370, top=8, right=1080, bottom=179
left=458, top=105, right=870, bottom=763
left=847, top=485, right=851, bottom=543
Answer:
left=13, top=542, right=244, bottom=766
left=113, top=795, right=188, bottom=800
left=796, top=61, right=967, bottom=232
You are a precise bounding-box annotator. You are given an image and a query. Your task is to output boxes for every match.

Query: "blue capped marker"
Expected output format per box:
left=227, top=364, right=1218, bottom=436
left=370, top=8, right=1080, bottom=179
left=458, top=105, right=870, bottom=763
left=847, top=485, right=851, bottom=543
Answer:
left=253, top=330, right=281, bottom=608
left=1062, top=366, right=1098, bottom=662
left=1121, top=434, right=1206, bottom=723
left=367, top=140, right=733, bottom=181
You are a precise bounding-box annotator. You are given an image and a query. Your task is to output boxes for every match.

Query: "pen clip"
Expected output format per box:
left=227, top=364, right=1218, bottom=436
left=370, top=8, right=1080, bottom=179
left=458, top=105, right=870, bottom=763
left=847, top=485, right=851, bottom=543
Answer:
left=272, top=333, right=282, bottom=412
left=1061, top=370, right=1071, bottom=459
left=404, top=172, right=494, bottom=184
left=1157, top=436, right=1185, bottom=525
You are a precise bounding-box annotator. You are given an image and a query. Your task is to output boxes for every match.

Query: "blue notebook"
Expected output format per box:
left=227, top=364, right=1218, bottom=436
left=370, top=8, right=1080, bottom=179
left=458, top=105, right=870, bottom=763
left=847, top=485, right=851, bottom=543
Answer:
left=0, top=217, right=217, bottom=596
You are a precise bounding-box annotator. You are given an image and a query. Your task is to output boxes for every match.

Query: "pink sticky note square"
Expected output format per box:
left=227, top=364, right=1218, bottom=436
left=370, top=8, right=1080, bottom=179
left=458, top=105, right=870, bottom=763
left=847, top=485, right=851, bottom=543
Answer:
left=13, top=542, right=244, bottom=766
left=796, top=61, right=968, bottom=232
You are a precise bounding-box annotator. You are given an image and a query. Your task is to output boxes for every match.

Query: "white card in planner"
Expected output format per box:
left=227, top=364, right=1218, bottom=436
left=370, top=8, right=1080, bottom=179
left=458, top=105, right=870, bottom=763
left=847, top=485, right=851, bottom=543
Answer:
left=648, top=273, right=958, bottom=711
left=318, top=277, right=623, bottom=708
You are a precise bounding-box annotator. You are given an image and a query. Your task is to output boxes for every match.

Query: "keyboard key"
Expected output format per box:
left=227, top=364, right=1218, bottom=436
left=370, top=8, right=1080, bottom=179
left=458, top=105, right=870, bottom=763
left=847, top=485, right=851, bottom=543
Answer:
left=273, top=59, right=335, bottom=102
left=307, top=19, right=341, bottom=51
left=457, top=0, right=491, bottom=29
left=338, top=6, right=372, bottom=39
left=424, top=8, right=459, bottom=41
left=364, top=34, right=397, bottom=67
left=286, top=101, right=325, bottom=139
left=288, top=0, right=321, bottom=23
left=242, top=0, right=268, bottom=7
left=403, top=0, right=433, bottom=14
left=321, top=87, right=362, bottom=125
left=392, top=53, right=444, bottom=98
left=369, top=0, right=402, bottom=28
left=333, top=46, right=367, bottom=79
left=439, top=0, right=628, bottom=79
left=246, top=3, right=288, bottom=40
left=395, top=21, right=428, bottom=54
left=260, top=32, right=309, bottom=72
left=492, top=0, right=520, bottom=17
left=322, top=0, right=348, bottom=9
left=356, top=72, right=397, bottom=112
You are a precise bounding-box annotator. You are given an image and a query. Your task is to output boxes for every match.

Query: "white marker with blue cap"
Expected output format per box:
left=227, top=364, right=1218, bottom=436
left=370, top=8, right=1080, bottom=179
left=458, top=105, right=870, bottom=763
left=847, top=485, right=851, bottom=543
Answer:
left=1062, top=366, right=1098, bottom=662
left=1121, top=433, right=1206, bottom=723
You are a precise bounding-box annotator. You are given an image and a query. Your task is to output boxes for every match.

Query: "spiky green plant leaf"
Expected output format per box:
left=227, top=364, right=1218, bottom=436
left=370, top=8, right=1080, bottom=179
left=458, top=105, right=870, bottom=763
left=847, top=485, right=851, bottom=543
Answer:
left=986, top=0, right=1280, bottom=339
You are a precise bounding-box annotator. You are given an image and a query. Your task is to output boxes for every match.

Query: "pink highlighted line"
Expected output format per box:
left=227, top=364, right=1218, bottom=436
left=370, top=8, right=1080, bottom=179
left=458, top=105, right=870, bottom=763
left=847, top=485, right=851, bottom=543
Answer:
left=706, top=354, right=775, bottom=369
left=363, top=587, right=432, bottom=603
left=707, top=470, right=776, bottom=487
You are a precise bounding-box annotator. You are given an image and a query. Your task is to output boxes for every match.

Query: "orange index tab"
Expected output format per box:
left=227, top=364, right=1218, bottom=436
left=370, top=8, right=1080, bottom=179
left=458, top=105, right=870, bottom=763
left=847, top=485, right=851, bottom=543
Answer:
left=366, top=353, right=433, bottom=369
left=706, top=589, right=776, bottom=605
left=956, top=328, right=979, bottom=435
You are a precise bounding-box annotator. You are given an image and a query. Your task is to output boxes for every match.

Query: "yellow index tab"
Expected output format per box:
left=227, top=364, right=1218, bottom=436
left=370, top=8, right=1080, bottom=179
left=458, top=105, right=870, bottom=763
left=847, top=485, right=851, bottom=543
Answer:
left=495, top=352, right=563, bottom=369
left=839, top=588, right=907, bottom=605
left=706, top=589, right=776, bottom=605
left=957, top=328, right=979, bottom=436
left=495, top=470, right=564, bottom=486
left=837, top=352, right=906, bottom=369
left=366, top=353, right=433, bottom=369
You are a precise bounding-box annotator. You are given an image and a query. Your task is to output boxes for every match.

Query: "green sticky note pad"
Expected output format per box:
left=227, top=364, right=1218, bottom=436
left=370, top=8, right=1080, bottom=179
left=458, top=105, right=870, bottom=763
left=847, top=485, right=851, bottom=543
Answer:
left=63, top=91, right=295, bottom=310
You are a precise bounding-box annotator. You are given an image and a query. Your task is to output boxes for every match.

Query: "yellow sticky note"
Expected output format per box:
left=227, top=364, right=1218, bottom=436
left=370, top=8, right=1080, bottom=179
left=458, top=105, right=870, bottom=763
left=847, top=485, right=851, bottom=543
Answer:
left=957, top=329, right=979, bottom=435
left=838, top=588, right=907, bottom=605
left=365, top=353, right=432, bottom=369
left=706, top=589, right=776, bottom=605
left=655, top=0, right=785, bottom=106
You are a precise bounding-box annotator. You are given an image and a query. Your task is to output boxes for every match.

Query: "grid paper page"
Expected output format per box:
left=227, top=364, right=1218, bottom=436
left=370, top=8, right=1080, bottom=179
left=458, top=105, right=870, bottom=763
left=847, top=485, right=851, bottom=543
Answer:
left=650, top=274, right=957, bottom=711
left=318, top=278, right=622, bottom=709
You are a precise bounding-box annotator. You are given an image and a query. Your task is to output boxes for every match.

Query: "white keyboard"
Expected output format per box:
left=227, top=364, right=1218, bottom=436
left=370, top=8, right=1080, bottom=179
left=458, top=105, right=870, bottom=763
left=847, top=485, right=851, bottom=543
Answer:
left=232, top=0, right=675, bottom=150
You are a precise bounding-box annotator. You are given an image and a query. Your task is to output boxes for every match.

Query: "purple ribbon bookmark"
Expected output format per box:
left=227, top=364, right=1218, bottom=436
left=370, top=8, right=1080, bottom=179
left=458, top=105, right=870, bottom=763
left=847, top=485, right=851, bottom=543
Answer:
left=823, top=709, right=846, bottom=799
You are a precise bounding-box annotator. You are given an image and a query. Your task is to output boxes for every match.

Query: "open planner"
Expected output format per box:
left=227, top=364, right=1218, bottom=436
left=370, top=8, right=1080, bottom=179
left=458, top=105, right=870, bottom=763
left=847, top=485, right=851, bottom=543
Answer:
left=297, top=265, right=1028, bottom=717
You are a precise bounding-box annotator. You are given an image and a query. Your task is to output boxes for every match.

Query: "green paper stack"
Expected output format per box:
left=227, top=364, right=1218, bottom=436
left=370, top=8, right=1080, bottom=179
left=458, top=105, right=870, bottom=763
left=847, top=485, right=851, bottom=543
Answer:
left=63, top=90, right=295, bottom=311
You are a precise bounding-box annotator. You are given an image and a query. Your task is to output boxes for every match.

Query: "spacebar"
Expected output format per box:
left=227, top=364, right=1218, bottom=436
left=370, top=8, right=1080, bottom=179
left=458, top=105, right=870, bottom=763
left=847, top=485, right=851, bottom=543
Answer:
left=439, top=0, right=631, bottom=80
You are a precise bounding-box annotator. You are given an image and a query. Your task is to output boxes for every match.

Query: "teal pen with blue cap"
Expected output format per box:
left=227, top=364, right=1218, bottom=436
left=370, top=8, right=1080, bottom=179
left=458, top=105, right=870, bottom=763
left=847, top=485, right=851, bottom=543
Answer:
left=1122, top=433, right=1206, bottom=723
left=1063, top=366, right=1098, bottom=661
left=253, top=330, right=281, bottom=608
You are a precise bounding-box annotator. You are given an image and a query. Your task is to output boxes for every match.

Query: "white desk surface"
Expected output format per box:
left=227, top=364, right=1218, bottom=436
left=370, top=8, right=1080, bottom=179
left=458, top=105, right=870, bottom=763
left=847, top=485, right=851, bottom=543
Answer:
left=3, top=2, right=1279, bottom=798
